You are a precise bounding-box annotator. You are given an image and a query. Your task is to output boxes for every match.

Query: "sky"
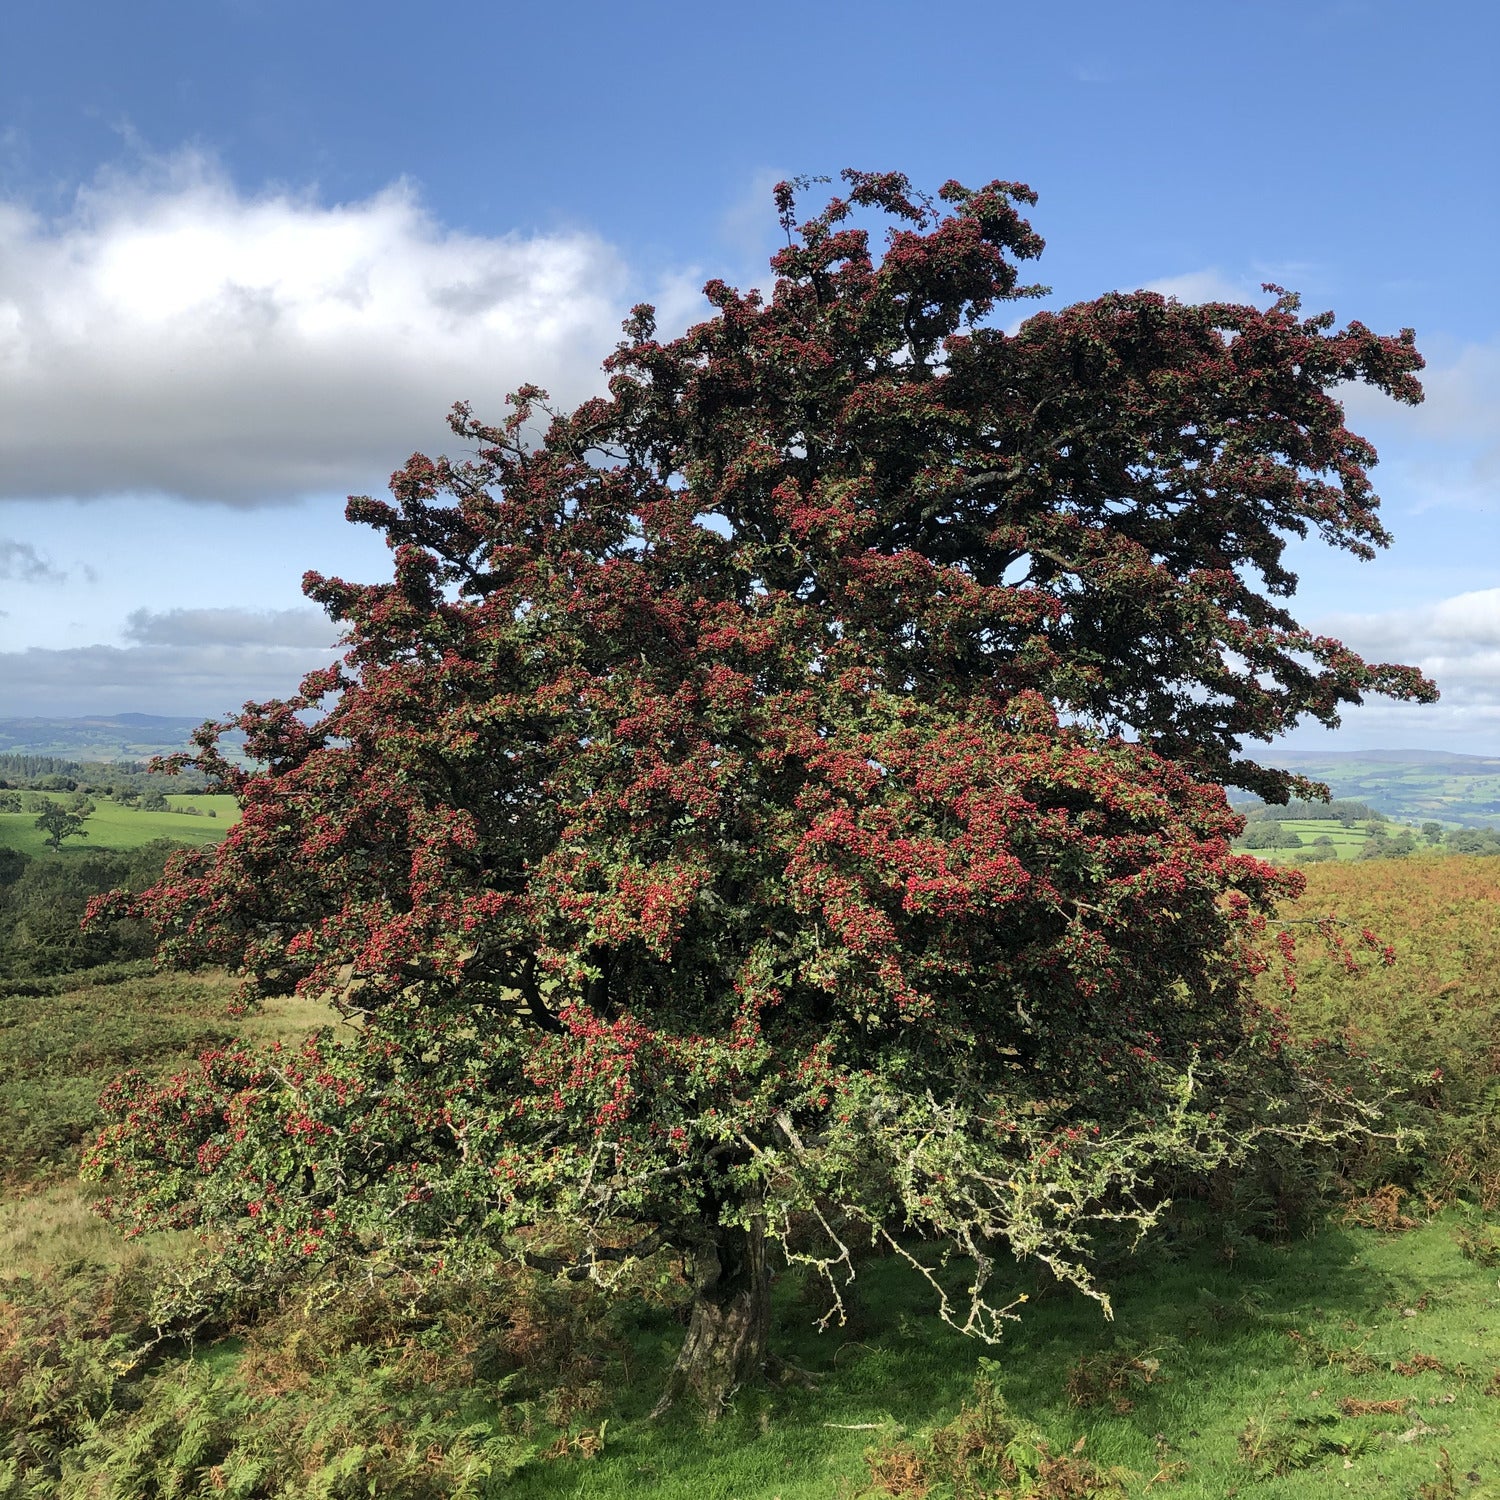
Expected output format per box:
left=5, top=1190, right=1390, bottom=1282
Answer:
left=0, top=0, right=1495, bottom=751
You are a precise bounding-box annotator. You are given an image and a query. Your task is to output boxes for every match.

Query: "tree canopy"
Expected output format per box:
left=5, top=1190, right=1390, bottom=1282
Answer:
left=86, top=171, right=1432, bottom=1407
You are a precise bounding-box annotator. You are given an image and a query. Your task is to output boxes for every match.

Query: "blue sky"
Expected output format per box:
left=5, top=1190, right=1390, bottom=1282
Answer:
left=0, top=0, right=1495, bottom=750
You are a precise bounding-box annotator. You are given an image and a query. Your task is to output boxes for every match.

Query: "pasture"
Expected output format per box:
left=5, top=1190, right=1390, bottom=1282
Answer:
left=1272, top=819, right=1375, bottom=858
left=0, top=792, right=239, bottom=857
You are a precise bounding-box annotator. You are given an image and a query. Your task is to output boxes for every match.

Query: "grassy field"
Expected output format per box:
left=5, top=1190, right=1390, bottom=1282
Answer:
left=491, top=1216, right=1500, bottom=1499
left=1265, top=819, right=1375, bottom=858
left=1278, top=752, right=1500, bottom=829
left=0, top=792, right=239, bottom=856
left=0, top=968, right=335, bottom=1188
left=2, top=858, right=1498, bottom=1497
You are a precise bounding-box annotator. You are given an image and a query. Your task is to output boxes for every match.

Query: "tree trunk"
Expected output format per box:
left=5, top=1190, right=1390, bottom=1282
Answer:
left=652, top=1216, right=771, bottom=1417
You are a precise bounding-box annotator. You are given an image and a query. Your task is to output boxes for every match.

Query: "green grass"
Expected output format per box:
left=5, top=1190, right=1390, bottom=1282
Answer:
left=0, top=793, right=238, bottom=856
left=1239, top=819, right=1439, bottom=864
left=486, top=1216, right=1500, bottom=1499
left=1276, top=819, right=1373, bottom=858
left=5, top=856, right=1500, bottom=1497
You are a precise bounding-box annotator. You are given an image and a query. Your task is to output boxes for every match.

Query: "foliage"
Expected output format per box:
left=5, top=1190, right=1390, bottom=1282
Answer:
left=1242, top=798, right=1385, bottom=825
left=0, top=844, right=183, bottom=983
left=1443, top=827, right=1500, bottom=856
left=1359, top=826, right=1420, bottom=860
left=1238, top=820, right=1304, bottom=849
left=0, top=754, right=212, bottom=802
left=859, top=1367, right=1134, bottom=1497
left=0, top=1253, right=619, bottom=1497
left=8, top=1107, right=1500, bottom=1500
left=31, top=804, right=87, bottom=855
left=86, top=170, right=1431, bottom=1392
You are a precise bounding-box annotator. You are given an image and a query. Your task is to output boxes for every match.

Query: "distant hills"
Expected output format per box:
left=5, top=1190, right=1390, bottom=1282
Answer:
left=1245, top=749, right=1500, bottom=828
left=0, top=714, right=219, bottom=761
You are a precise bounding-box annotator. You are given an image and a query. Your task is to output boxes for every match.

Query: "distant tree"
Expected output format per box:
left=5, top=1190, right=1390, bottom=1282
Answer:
left=33, top=802, right=88, bottom=853
left=1448, top=827, right=1500, bottom=856
left=1422, top=821, right=1444, bottom=844
left=1241, top=822, right=1303, bottom=849
left=86, top=169, right=1431, bottom=1408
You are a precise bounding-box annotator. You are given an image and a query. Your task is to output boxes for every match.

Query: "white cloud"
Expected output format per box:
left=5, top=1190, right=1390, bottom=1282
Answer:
left=123, top=605, right=339, bottom=648
left=1338, top=337, right=1500, bottom=449
left=1347, top=339, right=1500, bottom=516
left=1142, top=269, right=1256, bottom=304
left=0, top=154, right=674, bottom=505
left=1312, top=586, right=1500, bottom=748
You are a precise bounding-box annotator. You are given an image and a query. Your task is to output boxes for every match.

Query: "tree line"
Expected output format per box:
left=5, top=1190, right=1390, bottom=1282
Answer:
left=0, top=841, right=179, bottom=981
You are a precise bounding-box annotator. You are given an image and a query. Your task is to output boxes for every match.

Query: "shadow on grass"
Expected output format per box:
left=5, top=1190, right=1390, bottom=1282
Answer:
left=502, top=1212, right=1497, bottom=1500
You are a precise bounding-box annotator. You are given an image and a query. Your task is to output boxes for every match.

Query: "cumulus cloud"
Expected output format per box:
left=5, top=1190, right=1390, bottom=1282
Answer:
left=0, top=154, right=688, bottom=505
left=0, top=538, right=66, bottom=583
left=124, top=605, right=339, bottom=648
left=1340, top=337, right=1500, bottom=446
left=1338, top=337, right=1500, bottom=515
left=1320, top=587, right=1500, bottom=713
left=1142, top=268, right=1258, bottom=304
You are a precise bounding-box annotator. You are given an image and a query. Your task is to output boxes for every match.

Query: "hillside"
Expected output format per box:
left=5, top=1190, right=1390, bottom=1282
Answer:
left=0, top=715, right=244, bottom=761
left=2, top=857, right=1498, bottom=1497
left=1266, top=750, right=1500, bottom=828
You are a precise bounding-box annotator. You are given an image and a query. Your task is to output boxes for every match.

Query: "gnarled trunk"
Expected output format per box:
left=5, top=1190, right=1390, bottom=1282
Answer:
left=652, top=1216, right=771, bottom=1417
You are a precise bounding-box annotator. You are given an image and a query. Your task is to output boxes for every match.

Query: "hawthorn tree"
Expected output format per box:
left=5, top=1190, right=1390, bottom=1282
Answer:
left=86, top=172, right=1433, bottom=1409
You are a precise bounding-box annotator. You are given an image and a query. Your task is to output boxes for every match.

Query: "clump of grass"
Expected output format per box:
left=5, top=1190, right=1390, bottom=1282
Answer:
left=1235, top=1409, right=1372, bottom=1478
left=1, top=1250, right=626, bottom=1496
left=858, top=1368, right=1135, bottom=1498
left=1338, top=1396, right=1410, bottom=1415
left=1062, top=1343, right=1167, bottom=1414
left=1453, top=1218, right=1500, bottom=1267
left=1345, top=1184, right=1424, bottom=1232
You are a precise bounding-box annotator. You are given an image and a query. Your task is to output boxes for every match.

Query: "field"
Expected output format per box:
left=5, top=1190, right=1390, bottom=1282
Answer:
left=0, top=714, right=225, bottom=760
left=1279, top=751, right=1500, bottom=829
left=2, top=858, right=1498, bottom=1497
left=1260, top=819, right=1375, bottom=859
left=0, top=793, right=239, bottom=857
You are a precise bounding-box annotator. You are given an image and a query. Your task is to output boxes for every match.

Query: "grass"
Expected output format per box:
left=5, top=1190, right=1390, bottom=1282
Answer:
left=0, top=1179, right=198, bottom=1279
left=0, top=793, right=239, bottom=857
left=1277, top=819, right=1377, bottom=858
left=0, top=968, right=337, bottom=1187
left=470, top=1215, right=1500, bottom=1499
